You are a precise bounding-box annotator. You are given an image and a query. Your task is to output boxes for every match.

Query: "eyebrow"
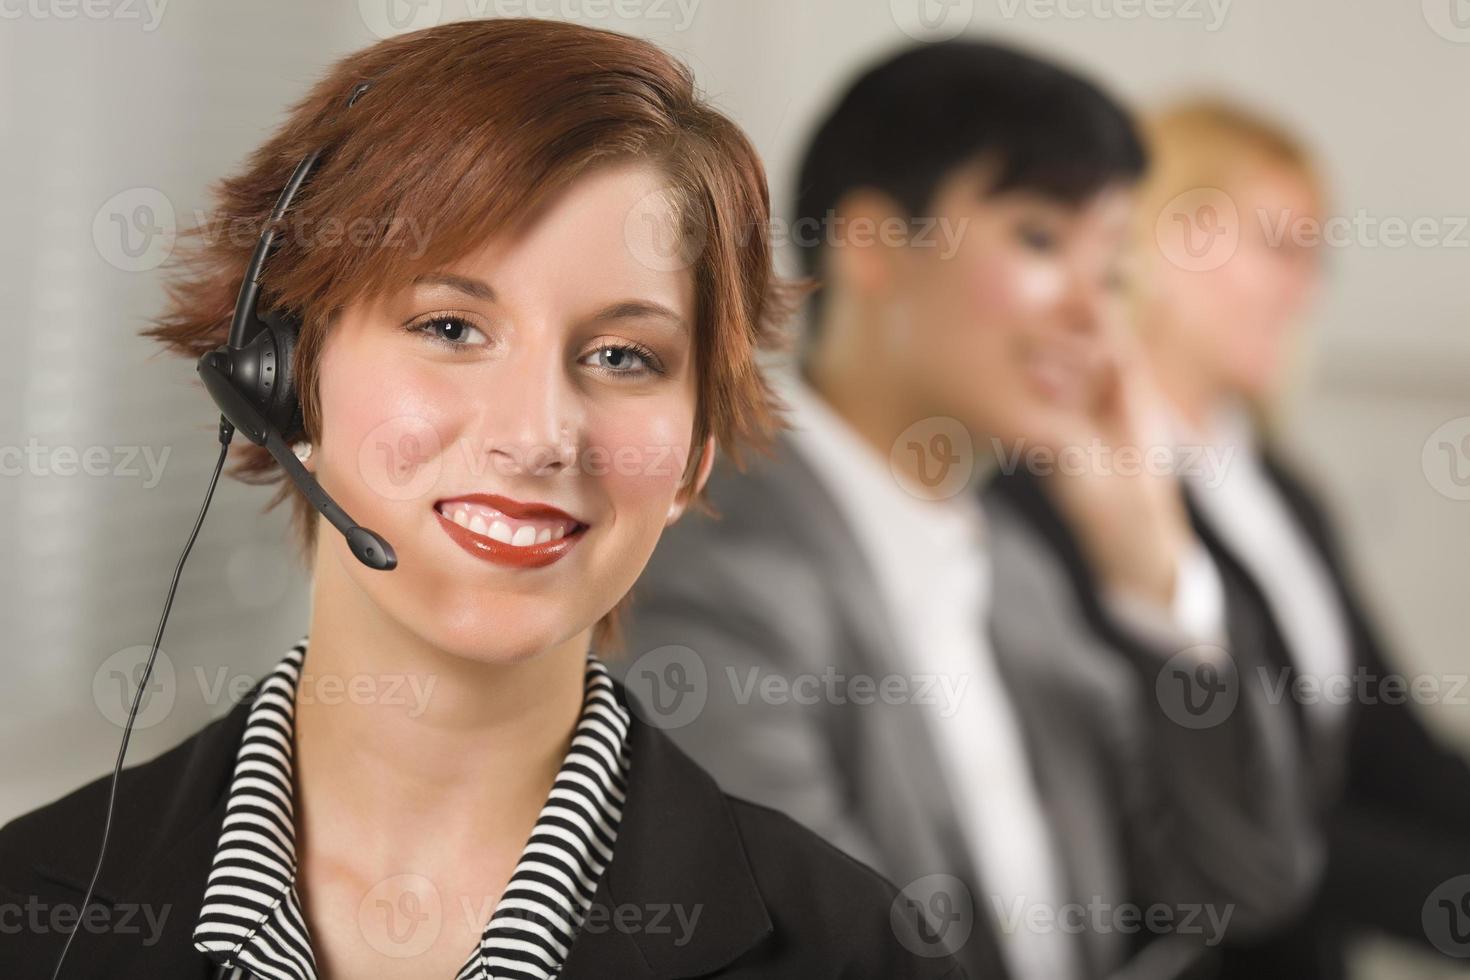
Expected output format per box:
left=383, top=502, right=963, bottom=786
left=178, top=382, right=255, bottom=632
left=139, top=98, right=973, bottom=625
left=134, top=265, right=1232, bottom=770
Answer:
left=412, top=272, right=496, bottom=301
left=413, top=274, right=687, bottom=335
left=590, top=300, right=688, bottom=335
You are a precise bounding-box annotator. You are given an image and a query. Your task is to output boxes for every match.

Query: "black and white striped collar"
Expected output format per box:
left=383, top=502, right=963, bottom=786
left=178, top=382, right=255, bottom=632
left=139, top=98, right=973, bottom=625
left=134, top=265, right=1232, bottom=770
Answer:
left=192, top=636, right=633, bottom=980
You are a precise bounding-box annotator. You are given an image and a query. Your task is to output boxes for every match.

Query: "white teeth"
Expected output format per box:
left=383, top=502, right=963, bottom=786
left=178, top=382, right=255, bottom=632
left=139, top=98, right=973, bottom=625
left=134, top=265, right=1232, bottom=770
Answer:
left=438, top=502, right=578, bottom=548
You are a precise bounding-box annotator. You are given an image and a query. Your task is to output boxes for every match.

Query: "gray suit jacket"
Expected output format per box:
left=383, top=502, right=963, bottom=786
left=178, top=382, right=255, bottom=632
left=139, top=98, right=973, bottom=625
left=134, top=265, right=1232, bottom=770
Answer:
left=614, top=434, right=1318, bottom=980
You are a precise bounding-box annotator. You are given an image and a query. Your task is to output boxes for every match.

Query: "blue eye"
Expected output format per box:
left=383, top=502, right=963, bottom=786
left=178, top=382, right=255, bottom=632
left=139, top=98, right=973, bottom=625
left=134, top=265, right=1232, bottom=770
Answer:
left=583, top=343, right=663, bottom=378
left=408, top=315, right=489, bottom=348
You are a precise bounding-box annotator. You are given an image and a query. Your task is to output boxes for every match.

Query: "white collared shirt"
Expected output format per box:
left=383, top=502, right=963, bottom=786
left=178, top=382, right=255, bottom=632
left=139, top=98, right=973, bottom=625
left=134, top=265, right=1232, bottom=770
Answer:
left=1179, top=404, right=1353, bottom=739
left=775, top=368, right=1085, bottom=980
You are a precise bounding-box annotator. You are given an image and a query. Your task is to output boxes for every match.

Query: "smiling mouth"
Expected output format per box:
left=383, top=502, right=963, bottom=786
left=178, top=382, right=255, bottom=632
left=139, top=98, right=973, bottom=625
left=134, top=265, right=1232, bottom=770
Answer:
left=432, top=495, right=588, bottom=568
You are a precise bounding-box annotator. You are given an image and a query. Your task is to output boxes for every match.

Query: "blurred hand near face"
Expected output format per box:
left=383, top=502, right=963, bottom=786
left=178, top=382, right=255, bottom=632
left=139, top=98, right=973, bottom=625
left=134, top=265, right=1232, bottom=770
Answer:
left=1042, top=312, right=1195, bottom=609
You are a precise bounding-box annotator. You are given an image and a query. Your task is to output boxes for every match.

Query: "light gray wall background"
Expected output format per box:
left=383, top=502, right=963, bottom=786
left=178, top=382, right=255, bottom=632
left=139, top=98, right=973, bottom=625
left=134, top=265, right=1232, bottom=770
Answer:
left=1, top=2, right=1466, bottom=975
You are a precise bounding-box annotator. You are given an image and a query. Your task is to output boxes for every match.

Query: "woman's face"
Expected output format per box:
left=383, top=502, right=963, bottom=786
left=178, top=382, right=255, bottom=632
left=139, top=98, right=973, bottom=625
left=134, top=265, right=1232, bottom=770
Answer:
left=887, top=168, right=1136, bottom=451
left=1145, top=166, right=1323, bottom=404
left=307, top=161, right=710, bottom=663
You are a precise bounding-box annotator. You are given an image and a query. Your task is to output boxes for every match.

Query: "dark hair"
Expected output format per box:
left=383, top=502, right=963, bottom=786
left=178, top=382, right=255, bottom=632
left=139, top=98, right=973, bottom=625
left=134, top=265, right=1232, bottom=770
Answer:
left=793, top=39, right=1146, bottom=317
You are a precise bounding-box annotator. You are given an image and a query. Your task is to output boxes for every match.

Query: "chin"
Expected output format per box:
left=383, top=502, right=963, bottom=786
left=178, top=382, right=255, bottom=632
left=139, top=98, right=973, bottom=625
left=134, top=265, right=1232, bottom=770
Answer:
left=392, top=589, right=597, bottom=667
left=1224, top=357, right=1282, bottom=406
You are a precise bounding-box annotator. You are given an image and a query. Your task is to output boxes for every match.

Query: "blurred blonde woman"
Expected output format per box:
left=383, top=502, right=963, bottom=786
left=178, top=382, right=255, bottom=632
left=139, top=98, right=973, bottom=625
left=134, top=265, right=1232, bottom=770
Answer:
left=1134, top=99, right=1470, bottom=979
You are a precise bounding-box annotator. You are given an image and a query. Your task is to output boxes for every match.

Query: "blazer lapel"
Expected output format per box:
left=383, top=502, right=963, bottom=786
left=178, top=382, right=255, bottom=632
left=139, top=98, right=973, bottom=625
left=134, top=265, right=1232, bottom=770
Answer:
left=33, top=691, right=253, bottom=978
left=752, top=433, right=976, bottom=870
left=561, top=704, right=773, bottom=979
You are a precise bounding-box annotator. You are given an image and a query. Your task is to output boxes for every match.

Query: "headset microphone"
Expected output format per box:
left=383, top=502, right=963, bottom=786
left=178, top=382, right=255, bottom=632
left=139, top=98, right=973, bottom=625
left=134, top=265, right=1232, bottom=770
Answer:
left=50, top=80, right=384, bottom=980
left=198, top=78, right=395, bottom=572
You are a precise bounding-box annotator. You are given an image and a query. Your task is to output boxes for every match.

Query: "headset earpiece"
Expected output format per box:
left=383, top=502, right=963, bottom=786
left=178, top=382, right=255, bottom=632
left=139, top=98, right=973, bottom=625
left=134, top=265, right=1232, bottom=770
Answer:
left=194, top=80, right=393, bottom=571
left=203, top=307, right=304, bottom=445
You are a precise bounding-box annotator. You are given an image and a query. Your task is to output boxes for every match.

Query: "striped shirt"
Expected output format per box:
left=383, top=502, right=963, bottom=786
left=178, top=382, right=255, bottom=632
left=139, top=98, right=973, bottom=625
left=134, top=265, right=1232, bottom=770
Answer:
left=192, top=636, right=632, bottom=980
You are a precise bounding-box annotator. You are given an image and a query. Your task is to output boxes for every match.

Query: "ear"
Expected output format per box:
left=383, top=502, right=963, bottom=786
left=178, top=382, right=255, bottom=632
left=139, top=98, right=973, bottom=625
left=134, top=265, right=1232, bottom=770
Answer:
left=666, top=434, right=717, bottom=526
left=825, top=188, right=908, bottom=300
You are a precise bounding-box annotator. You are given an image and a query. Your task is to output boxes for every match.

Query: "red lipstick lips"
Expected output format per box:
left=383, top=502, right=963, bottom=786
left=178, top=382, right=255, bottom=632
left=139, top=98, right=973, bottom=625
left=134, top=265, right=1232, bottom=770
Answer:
left=433, top=493, right=587, bottom=569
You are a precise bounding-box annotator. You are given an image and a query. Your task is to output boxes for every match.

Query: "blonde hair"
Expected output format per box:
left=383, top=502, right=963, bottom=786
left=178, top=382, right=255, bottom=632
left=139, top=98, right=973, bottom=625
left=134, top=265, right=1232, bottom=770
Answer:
left=1130, top=98, right=1327, bottom=428
left=1135, top=97, right=1325, bottom=233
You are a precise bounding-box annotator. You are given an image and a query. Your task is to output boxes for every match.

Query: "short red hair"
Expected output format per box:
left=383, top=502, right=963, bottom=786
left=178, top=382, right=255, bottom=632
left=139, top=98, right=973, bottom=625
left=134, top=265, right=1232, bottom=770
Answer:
left=143, top=19, right=799, bottom=649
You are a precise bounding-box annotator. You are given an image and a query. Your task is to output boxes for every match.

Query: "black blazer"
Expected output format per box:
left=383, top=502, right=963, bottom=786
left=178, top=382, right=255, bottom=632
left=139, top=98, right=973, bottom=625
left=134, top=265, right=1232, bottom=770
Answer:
left=1202, top=453, right=1470, bottom=978
left=0, top=677, right=967, bottom=980
left=987, top=459, right=1470, bottom=979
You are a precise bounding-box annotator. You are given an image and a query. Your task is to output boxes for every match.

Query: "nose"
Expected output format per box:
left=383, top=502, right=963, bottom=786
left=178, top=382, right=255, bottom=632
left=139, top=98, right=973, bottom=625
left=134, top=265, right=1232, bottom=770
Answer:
left=1059, top=262, right=1114, bottom=337
left=471, top=348, right=581, bottom=478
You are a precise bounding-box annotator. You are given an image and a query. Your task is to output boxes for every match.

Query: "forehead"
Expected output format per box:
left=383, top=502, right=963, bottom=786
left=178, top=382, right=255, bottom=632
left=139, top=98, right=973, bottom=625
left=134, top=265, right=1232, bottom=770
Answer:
left=429, top=161, right=696, bottom=309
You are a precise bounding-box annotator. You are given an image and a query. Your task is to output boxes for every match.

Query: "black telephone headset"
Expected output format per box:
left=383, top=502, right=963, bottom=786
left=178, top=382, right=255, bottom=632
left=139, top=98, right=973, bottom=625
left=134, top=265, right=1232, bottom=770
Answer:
left=197, top=79, right=396, bottom=572
left=50, top=80, right=392, bottom=980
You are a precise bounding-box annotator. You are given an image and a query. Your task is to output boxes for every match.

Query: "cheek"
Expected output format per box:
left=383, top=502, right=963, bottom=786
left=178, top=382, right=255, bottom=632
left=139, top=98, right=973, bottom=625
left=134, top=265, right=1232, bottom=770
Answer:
left=949, top=247, right=1066, bottom=323
left=315, top=342, right=470, bottom=511
left=912, top=250, right=1040, bottom=359
left=946, top=251, right=1064, bottom=382
left=585, top=400, right=693, bottom=527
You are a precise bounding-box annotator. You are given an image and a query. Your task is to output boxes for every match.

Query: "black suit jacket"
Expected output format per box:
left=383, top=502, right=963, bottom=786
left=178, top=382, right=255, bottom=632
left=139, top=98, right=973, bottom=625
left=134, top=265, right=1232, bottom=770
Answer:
left=987, top=457, right=1470, bottom=979
left=0, top=676, right=967, bottom=980
left=1203, top=452, right=1470, bottom=978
